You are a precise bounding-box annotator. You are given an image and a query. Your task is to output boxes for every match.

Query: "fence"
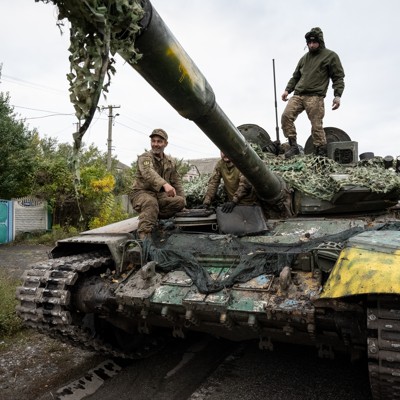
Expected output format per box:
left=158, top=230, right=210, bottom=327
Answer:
left=0, top=197, right=49, bottom=244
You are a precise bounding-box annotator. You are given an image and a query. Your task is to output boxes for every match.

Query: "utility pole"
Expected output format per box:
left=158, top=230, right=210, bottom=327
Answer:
left=101, top=105, right=120, bottom=171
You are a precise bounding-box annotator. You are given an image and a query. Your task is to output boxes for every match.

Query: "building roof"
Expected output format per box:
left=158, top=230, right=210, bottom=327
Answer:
left=185, top=158, right=219, bottom=175
left=116, top=161, right=131, bottom=170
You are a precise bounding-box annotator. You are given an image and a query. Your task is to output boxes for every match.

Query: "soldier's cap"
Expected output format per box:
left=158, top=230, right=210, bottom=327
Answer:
left=150, top=128, right=168, bottom=141
left=305, top=31, right=319, bottom=43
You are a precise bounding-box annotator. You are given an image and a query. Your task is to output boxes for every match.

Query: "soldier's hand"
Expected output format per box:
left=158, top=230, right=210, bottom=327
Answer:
left=332, top=96, right=341, bottom=110
left=221, top=201, right=236, bottom=213
left=163, top=183, right=176, bottom=197
left=282, top=91, right=289, bottom=101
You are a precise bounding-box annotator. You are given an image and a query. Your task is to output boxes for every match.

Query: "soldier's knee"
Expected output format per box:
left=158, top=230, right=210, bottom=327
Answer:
left=135, top=196, right=159, bottom=215
left=176, top=196, right=185, bottom=210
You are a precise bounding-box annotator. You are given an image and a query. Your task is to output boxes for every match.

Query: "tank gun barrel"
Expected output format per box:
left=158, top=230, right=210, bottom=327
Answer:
left=120, top=0, right=285, bottom=202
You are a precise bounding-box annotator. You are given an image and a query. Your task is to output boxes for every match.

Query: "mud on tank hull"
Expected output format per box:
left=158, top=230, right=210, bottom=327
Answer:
left=16, top=210, right=400, bottom=399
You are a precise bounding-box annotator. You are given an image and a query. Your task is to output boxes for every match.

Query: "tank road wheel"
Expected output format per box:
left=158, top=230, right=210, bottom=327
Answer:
left=16, top=252, right=164, bottom=359
left=89, top=316, right=166, bottom=359
left=367, top=297, right=400, bottom=400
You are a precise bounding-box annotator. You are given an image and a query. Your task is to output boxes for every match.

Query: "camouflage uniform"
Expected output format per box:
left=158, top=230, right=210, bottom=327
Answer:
left=281, top=27, right=345, bottom=147
left=131, top=151, right=185, bottom=235
left=232, top=174, right=259, bottom=206
left=282, top=95, right=326, bottom=146
left=203, top=160, right=257, bottom=206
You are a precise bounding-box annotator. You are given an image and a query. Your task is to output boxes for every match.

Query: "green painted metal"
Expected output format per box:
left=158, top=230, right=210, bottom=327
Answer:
left=0, top=200, right=12, bottom=244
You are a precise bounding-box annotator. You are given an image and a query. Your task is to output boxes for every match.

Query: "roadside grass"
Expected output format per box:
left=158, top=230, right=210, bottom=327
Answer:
left=0, top=226, right=81, bottom=343
left=12, top=224, right=80, bottom=246
left=0, top=269, right=23, bottom=338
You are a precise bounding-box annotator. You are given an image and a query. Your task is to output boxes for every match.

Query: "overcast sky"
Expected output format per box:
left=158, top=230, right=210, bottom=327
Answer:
left=2, top=0, right=400, bottom=166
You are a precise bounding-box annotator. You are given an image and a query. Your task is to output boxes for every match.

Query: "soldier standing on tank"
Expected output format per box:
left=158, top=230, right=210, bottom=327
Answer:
left=131, top=129, right=186, bottom=239
left=200, top=151, right=258, bottom=212
left=281, top=27, right=345, bottom=158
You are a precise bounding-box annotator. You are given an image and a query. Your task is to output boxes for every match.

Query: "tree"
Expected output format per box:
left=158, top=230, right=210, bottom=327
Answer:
left=32, top=139, right=133, bottom=228
left=0, top=67, right=134, bottom=228
left=0, top=91, right=37, bottom=199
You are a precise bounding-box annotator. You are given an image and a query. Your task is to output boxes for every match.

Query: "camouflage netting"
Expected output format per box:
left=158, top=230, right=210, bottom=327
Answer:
left=184, top=152, right=400, bottom=205
left=142, top=224, right=400, bottom=294
left=142, top=220, right=400, bottom=294
left=38, top=0, right=144, bottom=148
left=268, top=156, right=400, bottom=201
left=252, top=143, right=400, bottom=202
left=184, top=174, right=226, bottom=208
left=38, top=0, right=144, bottom=210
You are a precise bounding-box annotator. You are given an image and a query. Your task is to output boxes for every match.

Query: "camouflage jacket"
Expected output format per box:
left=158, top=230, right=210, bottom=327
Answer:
left=203, top=160, right=240, bottom=205
left=203, top=160, right=257, bottom=205
left=232, top=174, right=258, bottom=206
left=286, top=27, right=345, bottom=98
left=132, top=151, right=185, bottom=197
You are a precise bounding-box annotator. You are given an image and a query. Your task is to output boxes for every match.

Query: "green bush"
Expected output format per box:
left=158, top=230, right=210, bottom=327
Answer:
left=13, top=224, right=79, bottom=246
left=0, top=271, right=22, bottom=337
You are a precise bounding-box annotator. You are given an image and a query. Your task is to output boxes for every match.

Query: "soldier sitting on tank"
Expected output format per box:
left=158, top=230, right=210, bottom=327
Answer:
left=130, top=129, right=186, bottom=239
left=199, top=151, right=258, bottom=212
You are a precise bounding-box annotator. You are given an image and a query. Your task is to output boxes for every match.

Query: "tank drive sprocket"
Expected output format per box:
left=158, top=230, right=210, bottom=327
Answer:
left=16, top=252, right=164, bottom=359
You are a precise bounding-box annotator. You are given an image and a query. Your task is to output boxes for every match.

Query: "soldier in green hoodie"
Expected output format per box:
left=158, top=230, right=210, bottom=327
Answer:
left=281, top=27, right=345, bottom=158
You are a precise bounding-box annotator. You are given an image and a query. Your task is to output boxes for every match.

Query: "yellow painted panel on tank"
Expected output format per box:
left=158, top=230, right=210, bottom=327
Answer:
left=321, top=246, right=400, bottom=298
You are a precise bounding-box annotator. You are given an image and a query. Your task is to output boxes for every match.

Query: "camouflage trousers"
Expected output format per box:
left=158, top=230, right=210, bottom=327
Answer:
left=131, top=190, right=185, bottom=235
left=281, top=95, right=326, bottom=146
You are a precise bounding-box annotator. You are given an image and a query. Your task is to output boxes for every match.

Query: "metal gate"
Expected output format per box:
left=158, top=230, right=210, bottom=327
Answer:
left=0, top=200, right=13, bottom=244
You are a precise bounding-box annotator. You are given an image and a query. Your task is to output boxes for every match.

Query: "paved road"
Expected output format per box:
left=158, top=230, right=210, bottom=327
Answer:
left=43, top=337, right=372, bottom=400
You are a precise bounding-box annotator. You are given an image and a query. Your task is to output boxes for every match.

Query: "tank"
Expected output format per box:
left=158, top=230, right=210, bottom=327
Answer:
left=16, top=2, right=400, bottom=399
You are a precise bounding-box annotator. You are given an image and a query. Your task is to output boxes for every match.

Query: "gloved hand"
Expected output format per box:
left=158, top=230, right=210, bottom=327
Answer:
left=197, top=204, right=209, bottom=209
left=221, top=201, right=236, bottom=213
left=332, top=96, right=341, bottom=110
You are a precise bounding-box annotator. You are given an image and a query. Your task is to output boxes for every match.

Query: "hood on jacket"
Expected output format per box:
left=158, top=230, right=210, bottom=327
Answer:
left=305, top=27, right=325, bottom=49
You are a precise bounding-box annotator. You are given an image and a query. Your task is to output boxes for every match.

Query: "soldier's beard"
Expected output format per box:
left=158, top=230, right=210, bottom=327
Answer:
left=152, top=147, right=164, bottom=156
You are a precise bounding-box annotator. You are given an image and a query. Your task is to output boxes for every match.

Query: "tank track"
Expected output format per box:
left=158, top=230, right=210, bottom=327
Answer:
left=368, top=297, right=400, bottom=400
left=16, top=252, right=163, bottom=359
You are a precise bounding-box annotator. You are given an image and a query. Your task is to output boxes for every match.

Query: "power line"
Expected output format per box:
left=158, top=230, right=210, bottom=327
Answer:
left=24, top=113, right=75, bottom=120
left=12, top=105, right=70, bottom=113
left=12, top=105, right=75, bottom=121
left=2, top=74, right=66, bottom=94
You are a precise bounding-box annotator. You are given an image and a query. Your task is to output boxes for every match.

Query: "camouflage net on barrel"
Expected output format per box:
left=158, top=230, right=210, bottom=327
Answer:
left=38, top=0, right=144, bottom=147
left=38, top=0, right=144, bottom=216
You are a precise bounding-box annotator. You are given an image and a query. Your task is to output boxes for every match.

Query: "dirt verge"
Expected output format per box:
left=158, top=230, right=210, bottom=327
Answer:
left=0, top=243, right=104, bottom=400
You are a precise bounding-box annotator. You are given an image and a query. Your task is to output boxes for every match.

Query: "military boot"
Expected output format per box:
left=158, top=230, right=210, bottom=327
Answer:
left=314, top=144, right=327, bottom=157
left=284, top=138, right=300, bottom=159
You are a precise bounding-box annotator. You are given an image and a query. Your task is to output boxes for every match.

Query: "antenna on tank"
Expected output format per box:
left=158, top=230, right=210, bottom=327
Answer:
left=272, top=59, right=280, bottom=142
